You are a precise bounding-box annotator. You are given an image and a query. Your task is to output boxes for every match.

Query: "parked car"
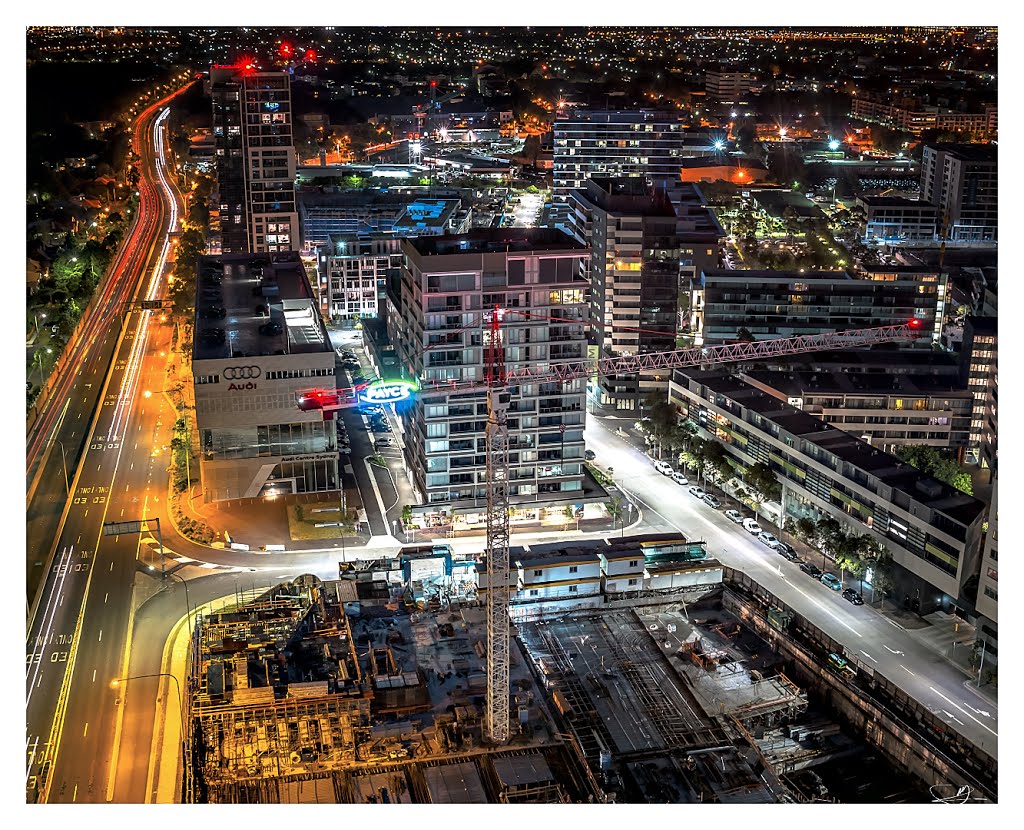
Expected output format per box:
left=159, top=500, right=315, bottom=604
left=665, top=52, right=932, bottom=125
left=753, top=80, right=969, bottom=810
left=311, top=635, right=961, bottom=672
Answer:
left=820, top=573, right=842, bottom=591
left=799, top=562, right=823, bottom=578
left=688, top=486, right=707, bottom=499
left=671, top=471, right=689, bottom=486
left=723, top=509, right=745, bottom=524
left=702, top=494, right=722, bottom=509
left=585, top=449, right=596, bottom=461
left=776, top=543, right=801, bottom=562
left=654, top=460, right=673, bottom=476
left=742, top=518, right=762, bottom=535
left=842, top=588, right=865, bottom=605
left=374, top=437, right=393, bottom=449
left=758, top=532, right=781, bottom=548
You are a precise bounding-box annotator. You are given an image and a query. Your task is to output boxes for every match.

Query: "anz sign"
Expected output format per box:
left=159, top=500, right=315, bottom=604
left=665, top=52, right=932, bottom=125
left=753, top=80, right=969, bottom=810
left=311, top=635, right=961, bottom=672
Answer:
left=358, top=380, right=418, bottom=406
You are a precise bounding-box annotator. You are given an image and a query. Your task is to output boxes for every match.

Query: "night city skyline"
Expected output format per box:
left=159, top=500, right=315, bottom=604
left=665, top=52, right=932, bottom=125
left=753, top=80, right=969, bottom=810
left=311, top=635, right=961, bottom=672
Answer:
left=17, top=12, right=1007, bottom=817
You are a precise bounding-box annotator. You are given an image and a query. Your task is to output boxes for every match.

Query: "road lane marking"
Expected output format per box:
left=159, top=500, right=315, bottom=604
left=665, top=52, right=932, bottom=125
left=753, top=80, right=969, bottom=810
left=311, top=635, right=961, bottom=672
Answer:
left=92, top=670, right=96, bottom=683
left=98, top=630, right=102, bottom=642
left=928, top=686, right=998, bottom=737
left=901, top=665, right=915, bottom=676
left=104, top=593, right=108, bottom=603
left=860, top=651, right=878, bottom=663
left=883, top=645, right=904, bottom=655
left=83, top=723, right=88, bottom=737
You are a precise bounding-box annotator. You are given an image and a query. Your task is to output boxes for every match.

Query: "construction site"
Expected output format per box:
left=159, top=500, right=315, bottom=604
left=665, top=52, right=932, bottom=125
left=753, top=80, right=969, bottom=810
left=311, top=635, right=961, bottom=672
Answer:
left=184, top=538, right=932, bottom=803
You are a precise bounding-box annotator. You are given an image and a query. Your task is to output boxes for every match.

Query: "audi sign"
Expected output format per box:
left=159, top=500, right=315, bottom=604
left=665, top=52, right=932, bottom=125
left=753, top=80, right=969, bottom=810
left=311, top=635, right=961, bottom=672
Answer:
left=223, top=366, right=261, bottom=380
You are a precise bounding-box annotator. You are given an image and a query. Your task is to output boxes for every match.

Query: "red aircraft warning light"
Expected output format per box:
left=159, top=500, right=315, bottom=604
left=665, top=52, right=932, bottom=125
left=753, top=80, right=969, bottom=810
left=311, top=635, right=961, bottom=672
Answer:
left=305, top=49, right=317, bottom=62
left=907, top=318, right=923, bottom=329
left=279, top=42, right=293, bottom=58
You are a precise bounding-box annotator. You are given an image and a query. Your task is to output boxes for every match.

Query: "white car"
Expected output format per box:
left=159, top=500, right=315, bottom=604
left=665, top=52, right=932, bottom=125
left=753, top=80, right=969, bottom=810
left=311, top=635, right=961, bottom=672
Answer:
left=742, top=518, right=763, bottom=535
left=688, top=486, right=707, bottom=499
left=654, top=460, right=673, bottom=476
left=758, top=532, right=781, bottom=548
left=723, top=509, right=745, bottom=524
left=671, top=472, right=689, bottom=486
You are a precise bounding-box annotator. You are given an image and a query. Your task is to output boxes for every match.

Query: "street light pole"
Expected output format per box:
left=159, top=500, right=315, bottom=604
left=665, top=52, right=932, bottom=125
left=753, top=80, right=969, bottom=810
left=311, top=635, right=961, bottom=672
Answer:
left=164, top=572, right=194, bottom=632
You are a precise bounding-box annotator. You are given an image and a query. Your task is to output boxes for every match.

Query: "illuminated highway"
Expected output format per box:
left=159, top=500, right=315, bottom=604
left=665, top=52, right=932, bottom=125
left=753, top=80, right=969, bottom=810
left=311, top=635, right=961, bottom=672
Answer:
left=25, top=85, right=194, bottom=803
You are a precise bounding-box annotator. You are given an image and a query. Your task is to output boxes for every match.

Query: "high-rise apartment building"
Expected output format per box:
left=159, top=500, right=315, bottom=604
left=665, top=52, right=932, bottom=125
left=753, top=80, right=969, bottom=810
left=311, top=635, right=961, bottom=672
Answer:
left=921, top=143, right=998, bottom=242
left=316, top=234, right=404, bottom=323
left=960, top=316, right=997, bottom=473
left=386, top=229, right=590, bottom=516
left=552, top=111, right=717, bottom=218
left=705, top=68, right=755, bottom=103
left=210, top=64, right=299, bottom=253
left=975, top=475, right=997, bottom=668
left=692, top=268, right=946, bottom=346
left=568, top=177, right=679, bottom=410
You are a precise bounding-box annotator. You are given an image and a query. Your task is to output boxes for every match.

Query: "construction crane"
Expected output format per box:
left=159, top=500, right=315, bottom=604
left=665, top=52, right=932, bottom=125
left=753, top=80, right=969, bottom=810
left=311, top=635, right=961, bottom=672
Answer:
left=297, top=318, right=925, bottom=744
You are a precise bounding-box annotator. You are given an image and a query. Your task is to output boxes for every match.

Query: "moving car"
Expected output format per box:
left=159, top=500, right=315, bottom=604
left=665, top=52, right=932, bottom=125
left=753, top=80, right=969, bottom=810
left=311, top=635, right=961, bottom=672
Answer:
left=758, top=532, right=781, bottom=548
left=842, top=588, right=865, bottom=605
left=671, top=472, right=689, bottom=486
left=723, top=509, right=744, bottom=524
left=799, top=562, right=822, bottom=578
left=702, top=494, right=722, bottom=509
left=742, top=518, right=762, bottom=535
left=820, top=573, right=842, bottom=591
left=654, top=460, right=673, bottom=476
left=688, top=486, right=707, bottom=499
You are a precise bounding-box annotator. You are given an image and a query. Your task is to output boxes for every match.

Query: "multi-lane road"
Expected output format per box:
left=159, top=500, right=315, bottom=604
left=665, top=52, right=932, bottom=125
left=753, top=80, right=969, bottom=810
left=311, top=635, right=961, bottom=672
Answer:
left=25, top=86, right=195, bottom=803
left=583, top=417, right=998, bottom=757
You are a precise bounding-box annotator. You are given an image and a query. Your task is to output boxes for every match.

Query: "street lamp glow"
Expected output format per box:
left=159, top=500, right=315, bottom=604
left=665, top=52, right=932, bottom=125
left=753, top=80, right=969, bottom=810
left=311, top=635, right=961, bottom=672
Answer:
left=713, top=139, right=725, bottom=150
left=828, top=139, right=841, bottom=151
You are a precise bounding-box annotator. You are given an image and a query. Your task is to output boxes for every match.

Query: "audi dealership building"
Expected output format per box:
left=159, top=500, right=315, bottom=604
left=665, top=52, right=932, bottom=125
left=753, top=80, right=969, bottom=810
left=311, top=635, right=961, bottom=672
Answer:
left=191, top=251, right=339, bottom=503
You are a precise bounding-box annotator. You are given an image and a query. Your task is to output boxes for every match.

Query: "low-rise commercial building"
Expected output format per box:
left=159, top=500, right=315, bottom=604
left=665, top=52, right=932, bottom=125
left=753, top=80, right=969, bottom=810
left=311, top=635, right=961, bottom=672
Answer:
left=192, top=251, right=339, bottom=503
left=668, top=369, right=987, bottom=611
left=678, top=156, right=770, bottom=185
left=857, top=196, right=938, bottom=244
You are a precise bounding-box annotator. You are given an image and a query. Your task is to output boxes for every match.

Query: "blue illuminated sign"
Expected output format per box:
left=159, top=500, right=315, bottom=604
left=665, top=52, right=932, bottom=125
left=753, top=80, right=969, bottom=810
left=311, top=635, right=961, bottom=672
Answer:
left=263, top=101, right=280, bottom=111
left=358, top=380, right=417, bottom=405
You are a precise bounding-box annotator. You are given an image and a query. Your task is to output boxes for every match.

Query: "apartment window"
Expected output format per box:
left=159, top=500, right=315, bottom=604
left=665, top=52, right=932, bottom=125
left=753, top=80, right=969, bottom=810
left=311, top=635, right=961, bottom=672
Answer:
left=533, top=569, right=542, bottom=577
left=628, top=578, right=639, bottom=586
left=569, top=566, right=578, bottom=573
left=629, top=560, right=639, bottom=568
left=568, top=585, right=578, bottom=592
left=529, top=589, right=538, bottom=597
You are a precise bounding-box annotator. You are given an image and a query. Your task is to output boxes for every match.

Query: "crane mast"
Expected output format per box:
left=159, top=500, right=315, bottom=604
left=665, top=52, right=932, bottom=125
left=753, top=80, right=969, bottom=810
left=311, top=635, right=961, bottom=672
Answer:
left=483, top=305, right=511, bottom=744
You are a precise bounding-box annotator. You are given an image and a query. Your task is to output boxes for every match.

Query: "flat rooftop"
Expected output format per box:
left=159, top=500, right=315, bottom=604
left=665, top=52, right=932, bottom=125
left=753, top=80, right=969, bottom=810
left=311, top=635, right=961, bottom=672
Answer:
left=860, top=195, right=936, bottom=208
left=702, top=268, right=852, bottom=282
left=392, top=199, right=459, bottom=229
left=193, top=251, right=331, bottom=362
left=743, top=369, right=972, bottom=399
left=673, top=369, right=986, bottom=527
left=925, top=143, right=997, bottom=163
left=408, top=228, right=586, bottom=256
